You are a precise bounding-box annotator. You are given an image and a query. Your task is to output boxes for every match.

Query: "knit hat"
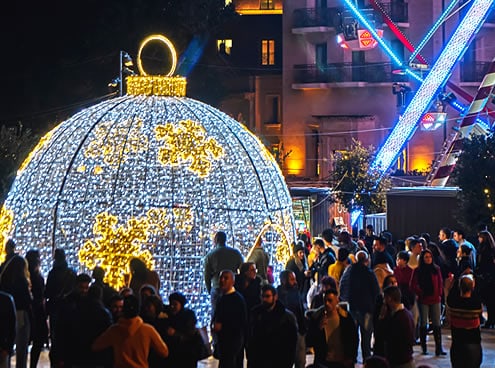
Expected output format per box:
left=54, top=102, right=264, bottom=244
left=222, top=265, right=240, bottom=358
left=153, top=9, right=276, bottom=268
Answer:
left=169, top=292, right=187, bottom=307
left=293, top=240, right=305, bottom=254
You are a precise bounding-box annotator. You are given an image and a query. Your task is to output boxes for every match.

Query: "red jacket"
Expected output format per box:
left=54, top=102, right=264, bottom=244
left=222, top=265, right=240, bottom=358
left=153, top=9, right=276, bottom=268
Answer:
left=410, top=266, right=443, bottom=305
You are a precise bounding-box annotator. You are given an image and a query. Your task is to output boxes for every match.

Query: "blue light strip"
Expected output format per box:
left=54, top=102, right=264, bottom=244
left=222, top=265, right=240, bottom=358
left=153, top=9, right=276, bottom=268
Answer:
left=409, top=0, right=460, bottom=64
left=342, top=0, right=403, bottom=67
left=370, top=0, right=494, bottom=175
left=448, top=98, right=491, bottom=131
left=345, top=0, right=491, bottom=129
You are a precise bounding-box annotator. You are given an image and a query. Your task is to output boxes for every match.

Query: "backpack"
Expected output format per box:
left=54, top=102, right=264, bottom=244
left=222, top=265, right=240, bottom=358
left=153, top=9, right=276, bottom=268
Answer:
left=373, top=263, right=394, bottom=290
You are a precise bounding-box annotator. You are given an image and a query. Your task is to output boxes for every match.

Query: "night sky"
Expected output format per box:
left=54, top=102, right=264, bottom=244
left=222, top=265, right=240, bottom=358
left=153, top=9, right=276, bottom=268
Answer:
left=0, top=0, right=232, bottom=132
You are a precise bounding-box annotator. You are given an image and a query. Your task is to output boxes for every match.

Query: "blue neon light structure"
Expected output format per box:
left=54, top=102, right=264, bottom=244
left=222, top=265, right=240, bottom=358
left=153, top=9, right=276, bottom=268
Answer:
left=341, top=0, right=494, bottom=225
left=369, top=0, right=494, bottom=175
left=408, top=0, right=460, bottom=64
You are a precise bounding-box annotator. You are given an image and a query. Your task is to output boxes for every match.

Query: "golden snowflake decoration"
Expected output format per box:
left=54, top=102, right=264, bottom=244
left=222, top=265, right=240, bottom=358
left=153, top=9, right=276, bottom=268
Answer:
left=78, top=212, right=154, bottom=290
left=0, top=206, right=14, bottom=264
left=155, top=119, right=224, bottom=177
left=84, top=118, right=148, bottom=168
left=147, top=206, right=194, bottom=234
left=79, top=207, right=195, bottom=289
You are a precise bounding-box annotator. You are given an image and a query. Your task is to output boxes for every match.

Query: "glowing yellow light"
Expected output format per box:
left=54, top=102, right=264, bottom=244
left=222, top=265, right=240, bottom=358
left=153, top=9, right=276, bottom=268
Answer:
left=488, top=203, right=493, bottom=208
left=485, top=188, right=490, bottom=194
left=78, top=212, right=154, bottom=290
left=137, top=34, right=177, bottom=77
left=18, top=130, right=56, bottom=175
left=146, top=207, right=194, bottom=234
left=155, top=119, right=224, bottom=177
left=94, top=166, right=103, bottom=175
left=77, top=165, right=86, bottom=173
left=126, top=75, right=186, bottom=97
left=249, top=221, right=292, bottom=265
left=84, top=119, right=148, bottom=168
left=0, top=206, right=14, bottom=263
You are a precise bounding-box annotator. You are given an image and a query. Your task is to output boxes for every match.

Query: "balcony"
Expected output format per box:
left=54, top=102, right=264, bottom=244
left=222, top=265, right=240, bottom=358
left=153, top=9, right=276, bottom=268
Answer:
left=460, top=61, right=493, bottom=82
left=292, top=7, right=342, bottom=32
left=376, top=1, right=409, bottom=24
left=293, top=62, right=408, bottom=86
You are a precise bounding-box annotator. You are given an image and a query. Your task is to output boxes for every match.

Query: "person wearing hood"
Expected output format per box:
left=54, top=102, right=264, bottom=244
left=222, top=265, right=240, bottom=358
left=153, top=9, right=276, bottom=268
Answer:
left=45, top=248, right=77, bottom=367
left=92, top=294, right=169, bottom=367
left=286, top=241, right=311, bottom=301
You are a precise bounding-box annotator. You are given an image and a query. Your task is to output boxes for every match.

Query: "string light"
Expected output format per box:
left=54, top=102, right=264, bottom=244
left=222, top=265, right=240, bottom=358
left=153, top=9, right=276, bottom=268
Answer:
left=155, top=119, right=224, bottom=177
left=3, top=94, right=296, bottom=326
left=126, top=76, right=187, bottom=97
left=4, top=34, right=296, bottom=325
left=78, top=211, right=154, bottom=289
left=0, top=205, right=14, bottom=263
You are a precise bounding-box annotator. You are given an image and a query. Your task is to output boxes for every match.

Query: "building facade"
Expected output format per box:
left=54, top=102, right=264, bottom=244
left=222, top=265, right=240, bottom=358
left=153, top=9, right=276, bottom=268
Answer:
left=282, top=0, right=495, bottom=181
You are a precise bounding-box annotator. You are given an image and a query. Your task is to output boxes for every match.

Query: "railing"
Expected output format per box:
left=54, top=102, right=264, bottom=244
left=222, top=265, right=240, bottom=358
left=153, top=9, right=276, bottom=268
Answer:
left=293, top=63, right=408, bottom=84
left=460, top=61, right=493, bottom=82
left=376, top=1, right=409, bottom=23
left=292, top=7, right=342, bottom=29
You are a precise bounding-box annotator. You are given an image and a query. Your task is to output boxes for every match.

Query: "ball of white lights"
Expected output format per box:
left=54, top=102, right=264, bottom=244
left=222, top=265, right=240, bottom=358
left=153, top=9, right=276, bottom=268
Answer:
left=1, top=91, right=296, bottom=325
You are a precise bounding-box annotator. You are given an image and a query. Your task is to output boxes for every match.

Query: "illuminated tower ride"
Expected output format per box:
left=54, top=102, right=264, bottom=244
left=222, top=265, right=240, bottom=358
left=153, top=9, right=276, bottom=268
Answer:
left=342, top=0, right=494, bottom=179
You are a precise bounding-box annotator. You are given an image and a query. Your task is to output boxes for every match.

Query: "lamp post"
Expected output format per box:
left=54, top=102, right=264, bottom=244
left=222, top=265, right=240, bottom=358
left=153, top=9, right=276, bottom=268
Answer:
left=119, top=51, right=134, bottom=96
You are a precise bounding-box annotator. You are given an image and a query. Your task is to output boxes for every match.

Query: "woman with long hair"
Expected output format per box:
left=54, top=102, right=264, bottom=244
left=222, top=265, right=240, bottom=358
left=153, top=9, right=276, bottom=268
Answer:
left=476, top=230, right=495, bottom=327
left=25, top=250, right=49, bottom=368
left=410, top=249, right=446, bottom=356
left=0, top=240, right=32, bottom=368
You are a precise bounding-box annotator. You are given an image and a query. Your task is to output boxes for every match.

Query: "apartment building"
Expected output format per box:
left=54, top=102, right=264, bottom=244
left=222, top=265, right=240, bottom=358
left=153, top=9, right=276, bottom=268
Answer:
left=215, top=0, right=495, bottom=185
left=282, top=0, right=495, bottom=181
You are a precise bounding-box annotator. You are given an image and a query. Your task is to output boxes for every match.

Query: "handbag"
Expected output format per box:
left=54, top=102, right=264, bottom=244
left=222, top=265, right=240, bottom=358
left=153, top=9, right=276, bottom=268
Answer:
left=195, top=326, right=212, bottom=360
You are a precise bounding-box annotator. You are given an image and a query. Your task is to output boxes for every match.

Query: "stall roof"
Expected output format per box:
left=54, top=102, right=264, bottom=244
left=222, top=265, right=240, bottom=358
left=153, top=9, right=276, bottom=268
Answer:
left=387, top=186, right=460, bottom=198
left=289, top=187, right=331, bottom=197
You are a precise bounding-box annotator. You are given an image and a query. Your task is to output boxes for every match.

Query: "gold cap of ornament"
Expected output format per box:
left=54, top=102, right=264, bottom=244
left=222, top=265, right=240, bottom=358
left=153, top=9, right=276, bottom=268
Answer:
left=126, top=35, right=187, bottom=97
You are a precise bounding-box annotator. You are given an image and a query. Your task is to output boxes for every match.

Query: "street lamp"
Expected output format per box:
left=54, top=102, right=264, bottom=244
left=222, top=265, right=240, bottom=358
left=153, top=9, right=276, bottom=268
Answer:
left=119, top=51, right=135, bottom=97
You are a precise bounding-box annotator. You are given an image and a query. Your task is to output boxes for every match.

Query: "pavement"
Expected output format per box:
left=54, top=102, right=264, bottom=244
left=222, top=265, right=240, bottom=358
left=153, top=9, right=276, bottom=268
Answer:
left=14, top=326, right=495, bottom=368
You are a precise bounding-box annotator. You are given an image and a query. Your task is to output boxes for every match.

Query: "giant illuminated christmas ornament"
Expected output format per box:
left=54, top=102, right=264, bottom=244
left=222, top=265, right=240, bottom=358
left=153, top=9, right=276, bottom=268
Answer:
left=0, top=35, right=296, bottom=325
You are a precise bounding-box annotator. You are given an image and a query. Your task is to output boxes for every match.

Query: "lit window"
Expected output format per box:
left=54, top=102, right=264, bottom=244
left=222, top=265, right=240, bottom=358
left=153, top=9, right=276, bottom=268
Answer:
left=217, top=39, right=232, bottom=55
left=260, top=0, right=274, bottom=9
left=225, top=0, right=232, bottom=5
left=261, top=39, right=275, bottom=65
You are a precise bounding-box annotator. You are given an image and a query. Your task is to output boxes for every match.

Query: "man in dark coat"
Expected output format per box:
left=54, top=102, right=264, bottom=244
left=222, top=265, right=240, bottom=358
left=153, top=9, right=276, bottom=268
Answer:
left=340, top=250, right=380, bottom=361
left=247, top=284, right=298, bottom=368
left=306, top=289, right=358, bottom=367
left=277, top=270, right=307, bottom=367
left=56, top=274, right=113, bottom=367
left=45, top=248, right=76, bottom=367
left=234, top=262, right=262, bottom=313
left=382, top=285, right=415, bottom=367
left=0, top=291, right=16, bottom=367
left=213, top=270, right=248, bottom=368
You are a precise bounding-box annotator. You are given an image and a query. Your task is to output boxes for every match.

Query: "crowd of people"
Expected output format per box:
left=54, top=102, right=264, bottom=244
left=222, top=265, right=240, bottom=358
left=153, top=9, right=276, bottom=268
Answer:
left=0, top=224, right=494, bottom=368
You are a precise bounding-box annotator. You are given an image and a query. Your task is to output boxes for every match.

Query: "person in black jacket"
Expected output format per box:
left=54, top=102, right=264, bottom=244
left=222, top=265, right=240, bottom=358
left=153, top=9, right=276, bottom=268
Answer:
left=0, top=240, right=32, bottom=368
left=45, top=248, right=76, bottom=367
left=25, top=250, right=49, bottom=368
left=277, top=270, right=307, bottom=368
left=166, top=292, right=202, bottom=368
left=247, top=284, right=297, bottom=368
left=285, top=242, right=311, bottom=302
left=306, top=289, right=358, bottom=367
left=0, top=291, right=16, bottom=367
left=212, top=270, right=248, bottom=368
left=234, top=262, right=262, bottom=313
